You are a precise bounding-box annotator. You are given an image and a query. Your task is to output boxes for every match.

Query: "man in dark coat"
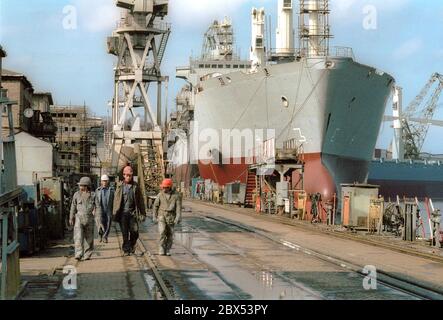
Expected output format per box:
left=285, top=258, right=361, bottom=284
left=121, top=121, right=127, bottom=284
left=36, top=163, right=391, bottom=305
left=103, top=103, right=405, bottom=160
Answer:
left=113, top=166, right=146, bottom=256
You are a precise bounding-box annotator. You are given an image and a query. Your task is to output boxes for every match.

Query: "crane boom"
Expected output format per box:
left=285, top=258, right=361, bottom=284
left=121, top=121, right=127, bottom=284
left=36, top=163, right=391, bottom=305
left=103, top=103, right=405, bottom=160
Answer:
left=402, top=73, right=443, bottom=159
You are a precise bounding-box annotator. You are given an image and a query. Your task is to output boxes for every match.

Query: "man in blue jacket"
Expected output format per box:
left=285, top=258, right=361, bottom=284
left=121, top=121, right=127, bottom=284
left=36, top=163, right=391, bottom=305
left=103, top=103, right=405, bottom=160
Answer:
left=95, top=175, right=115, bottom=243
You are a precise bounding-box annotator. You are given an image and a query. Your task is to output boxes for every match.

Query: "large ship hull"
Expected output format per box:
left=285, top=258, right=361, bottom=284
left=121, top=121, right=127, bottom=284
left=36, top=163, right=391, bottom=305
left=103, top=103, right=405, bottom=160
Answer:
left=368, top=160, right=443, bottom=200
left=187, top=57, right=394, bottom=200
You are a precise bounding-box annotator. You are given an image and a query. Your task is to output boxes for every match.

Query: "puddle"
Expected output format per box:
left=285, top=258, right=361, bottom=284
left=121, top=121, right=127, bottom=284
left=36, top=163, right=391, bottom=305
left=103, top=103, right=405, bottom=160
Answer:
left=143, top=271, right=177, bottom=300
left=174, top=226, right=322, bottom=300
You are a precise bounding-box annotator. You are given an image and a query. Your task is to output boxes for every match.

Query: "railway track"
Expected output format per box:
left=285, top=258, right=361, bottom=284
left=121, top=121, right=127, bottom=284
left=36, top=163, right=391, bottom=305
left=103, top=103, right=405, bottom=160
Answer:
left=136, top=238, right=176, bottom=300
left=193, top=200, right=443, bottom=264
left=136, top=207, right=443, bottom=300
left=197, top=213, right=443, bottom=300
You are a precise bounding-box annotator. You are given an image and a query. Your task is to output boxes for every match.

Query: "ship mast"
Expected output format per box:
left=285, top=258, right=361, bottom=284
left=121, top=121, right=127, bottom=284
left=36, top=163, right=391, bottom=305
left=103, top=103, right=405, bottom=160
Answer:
left=250, top=7, right=266, bottom=68
left=275, top=0, right=295, bottom=57
left=299, top=0, right=332, bottom=57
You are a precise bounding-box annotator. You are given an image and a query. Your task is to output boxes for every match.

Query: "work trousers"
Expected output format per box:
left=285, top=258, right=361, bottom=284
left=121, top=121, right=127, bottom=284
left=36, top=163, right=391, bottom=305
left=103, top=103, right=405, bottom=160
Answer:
left=158, top=217, right=175, bottom=253
left=74, top=215, right=95, bottom=259
left=120, top=212, right=139, bottom=253
left=98, top=213, right=112, bottom=240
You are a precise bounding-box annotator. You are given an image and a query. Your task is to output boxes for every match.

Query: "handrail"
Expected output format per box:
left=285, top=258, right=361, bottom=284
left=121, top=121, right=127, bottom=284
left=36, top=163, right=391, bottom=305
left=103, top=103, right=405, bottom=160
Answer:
left=268, top=46, right=354, bottom=60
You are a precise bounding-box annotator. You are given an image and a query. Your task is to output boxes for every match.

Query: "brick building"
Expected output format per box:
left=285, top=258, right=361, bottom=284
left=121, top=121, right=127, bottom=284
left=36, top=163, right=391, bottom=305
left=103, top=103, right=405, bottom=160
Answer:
left=51, top=105, right=104, bottom=177
left=1, top=69, right=33, bottom=136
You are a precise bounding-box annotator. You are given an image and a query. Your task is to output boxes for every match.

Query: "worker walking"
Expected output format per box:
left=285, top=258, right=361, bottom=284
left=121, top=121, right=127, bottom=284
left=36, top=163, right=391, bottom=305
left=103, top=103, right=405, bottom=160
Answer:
left=69, top=177, right=96, bottom=261
left=95, top=175, right=114, bottom=243
left=113, top=166, right=147, bottom=256
left=153, top=179, right=182, bottom=256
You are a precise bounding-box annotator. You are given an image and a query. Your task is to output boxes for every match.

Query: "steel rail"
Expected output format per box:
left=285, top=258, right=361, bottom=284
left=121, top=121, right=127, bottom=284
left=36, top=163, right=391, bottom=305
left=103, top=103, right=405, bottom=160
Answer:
left=195, top=211, right=443, bottom=300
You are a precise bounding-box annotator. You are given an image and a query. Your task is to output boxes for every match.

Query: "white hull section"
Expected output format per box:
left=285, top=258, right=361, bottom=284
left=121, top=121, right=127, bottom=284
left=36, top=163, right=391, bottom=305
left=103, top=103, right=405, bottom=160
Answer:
left=190, top=57, right=393, bottom=164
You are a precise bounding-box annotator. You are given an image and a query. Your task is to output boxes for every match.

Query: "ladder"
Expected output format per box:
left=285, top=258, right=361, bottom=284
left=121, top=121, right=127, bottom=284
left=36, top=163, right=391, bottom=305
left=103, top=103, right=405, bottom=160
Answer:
left=157, top=27, right=171, bottom=66
left=138, top=141, right=165, bottom=196
left=147, top=28, right=171, bottom=76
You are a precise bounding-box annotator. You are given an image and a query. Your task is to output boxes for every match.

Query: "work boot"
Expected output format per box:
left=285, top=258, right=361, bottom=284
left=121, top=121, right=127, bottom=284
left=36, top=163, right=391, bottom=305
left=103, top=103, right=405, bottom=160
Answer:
left=103, top=238, right=108, bottom=244
left=159, top=248, right=166, bottom=256
left=166, top=251, right=171, bottom=256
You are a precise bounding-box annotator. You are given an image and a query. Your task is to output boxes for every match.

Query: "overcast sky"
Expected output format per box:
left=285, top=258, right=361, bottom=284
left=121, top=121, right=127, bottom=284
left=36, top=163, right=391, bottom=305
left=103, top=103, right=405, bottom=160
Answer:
left=1, top=0, right=443, bottom=153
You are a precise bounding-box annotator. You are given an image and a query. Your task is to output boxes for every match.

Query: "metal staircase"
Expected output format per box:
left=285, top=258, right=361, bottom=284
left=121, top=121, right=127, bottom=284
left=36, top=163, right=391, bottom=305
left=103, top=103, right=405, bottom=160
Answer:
left=157, top=27, right=171, bottom=66
left=245, top=170, right=257, bottom=208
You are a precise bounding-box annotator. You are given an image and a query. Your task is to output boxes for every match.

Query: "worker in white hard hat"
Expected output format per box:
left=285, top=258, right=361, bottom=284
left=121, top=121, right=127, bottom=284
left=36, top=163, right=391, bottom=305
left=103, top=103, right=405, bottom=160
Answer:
left=95, top=175, right=115, bottom=243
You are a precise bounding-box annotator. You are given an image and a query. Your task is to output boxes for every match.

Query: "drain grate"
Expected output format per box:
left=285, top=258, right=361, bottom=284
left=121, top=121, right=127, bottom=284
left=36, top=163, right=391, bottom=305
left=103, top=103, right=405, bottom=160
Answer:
left=19, top=276, right=61, bottom=300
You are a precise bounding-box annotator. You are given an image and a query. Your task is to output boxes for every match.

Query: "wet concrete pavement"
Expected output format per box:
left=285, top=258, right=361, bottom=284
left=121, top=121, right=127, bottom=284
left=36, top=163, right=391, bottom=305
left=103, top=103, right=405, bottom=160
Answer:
left=17, top=199, right=441, bottom=300
left=19, top=227, right=153, bottom=300
left=140, top=206, right=421, bottom=300
left=186, top=200, right=443, bottom=294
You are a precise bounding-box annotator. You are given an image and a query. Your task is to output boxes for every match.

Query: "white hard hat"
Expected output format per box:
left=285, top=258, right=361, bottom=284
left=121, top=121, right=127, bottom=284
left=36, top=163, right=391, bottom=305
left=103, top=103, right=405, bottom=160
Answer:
left=101, top=175, right=110, bottom=181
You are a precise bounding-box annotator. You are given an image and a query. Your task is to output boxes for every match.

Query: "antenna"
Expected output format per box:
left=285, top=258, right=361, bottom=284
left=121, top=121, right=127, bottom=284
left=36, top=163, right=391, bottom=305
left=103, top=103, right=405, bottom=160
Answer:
left=269, top=15, right=272, bottom=57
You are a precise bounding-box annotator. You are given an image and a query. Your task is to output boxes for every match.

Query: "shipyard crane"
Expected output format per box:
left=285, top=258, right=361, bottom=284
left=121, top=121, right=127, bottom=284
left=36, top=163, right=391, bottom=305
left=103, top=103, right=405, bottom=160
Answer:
left=387, top=73, right=443, bottom=160
left=403, top=73, right=443, bottom=159
left=107, top=0, right=169, bottom=196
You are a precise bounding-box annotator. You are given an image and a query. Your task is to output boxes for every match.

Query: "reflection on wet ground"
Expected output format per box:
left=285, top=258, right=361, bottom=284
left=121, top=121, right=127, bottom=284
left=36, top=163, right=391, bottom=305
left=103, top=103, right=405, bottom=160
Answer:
left=144, top=214, right=419, bottom=300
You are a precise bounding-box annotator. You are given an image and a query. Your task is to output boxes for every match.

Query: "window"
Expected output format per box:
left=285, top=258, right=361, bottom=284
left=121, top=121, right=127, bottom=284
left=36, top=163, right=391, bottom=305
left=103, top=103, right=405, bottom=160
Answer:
left=72, top=114, right=77, bottom=118
left=199, top=64, right=204, bottom=68
left=65, top=127, right=69, bottom=132
left=218, top=65, right=223, bottom=68
left=240, top=65, right=245, bottom=68
left=205, top=64, right=210, bottom=68
left=72, top=127, right=76, bottom=132
left=61, top=155, right=66, bottom=160
left=71, top=142, right=76, bottom=147
left=58, top=113, right=64, bottom=118
left=68, top=155, right=72, bottom=160
left=256, top=37, right=264, bottom=48
left=60, top=169, right=64, bottom=173
left=283, top=0, right=292, bottom=9
left=233, top=65, right=239, bottom=68
left=64, top=142, right=69, bottom=146
left=65, top=113, right=71, bottom=118
left=211, top=65, right=217, bottom=68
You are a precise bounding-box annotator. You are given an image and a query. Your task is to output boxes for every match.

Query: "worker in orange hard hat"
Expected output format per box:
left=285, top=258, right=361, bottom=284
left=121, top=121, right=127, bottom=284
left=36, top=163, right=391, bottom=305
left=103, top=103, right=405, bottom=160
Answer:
left=161, top=178, right=173, bottom=189
left=153, top=178, right=182, bottom=256
left=113, top=166, right=147, bottom=256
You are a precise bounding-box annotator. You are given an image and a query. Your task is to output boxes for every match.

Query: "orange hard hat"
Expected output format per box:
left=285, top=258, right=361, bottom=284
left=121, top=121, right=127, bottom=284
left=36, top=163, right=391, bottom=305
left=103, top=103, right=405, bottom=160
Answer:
left=161, top=179, right=173, bottom=188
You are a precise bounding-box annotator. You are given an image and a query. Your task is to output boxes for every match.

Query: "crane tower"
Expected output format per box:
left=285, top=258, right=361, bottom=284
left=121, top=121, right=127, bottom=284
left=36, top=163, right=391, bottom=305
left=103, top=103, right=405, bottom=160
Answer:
left=107, top=0, right=170, bottom=192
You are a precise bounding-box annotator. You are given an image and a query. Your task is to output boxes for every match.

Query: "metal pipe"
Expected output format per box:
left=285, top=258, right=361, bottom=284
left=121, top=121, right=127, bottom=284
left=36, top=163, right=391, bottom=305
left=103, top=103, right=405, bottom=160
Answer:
left=157, top=81, right=162, bottom=129
left=276, top=0, right=294, bottom=55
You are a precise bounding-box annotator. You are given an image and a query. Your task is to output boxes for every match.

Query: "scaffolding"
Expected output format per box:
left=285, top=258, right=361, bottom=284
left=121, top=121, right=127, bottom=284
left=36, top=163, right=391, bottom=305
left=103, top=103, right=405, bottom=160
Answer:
left=51, top=105, right=103, bottom=177
left=299, top=0, right=333, bottom=57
